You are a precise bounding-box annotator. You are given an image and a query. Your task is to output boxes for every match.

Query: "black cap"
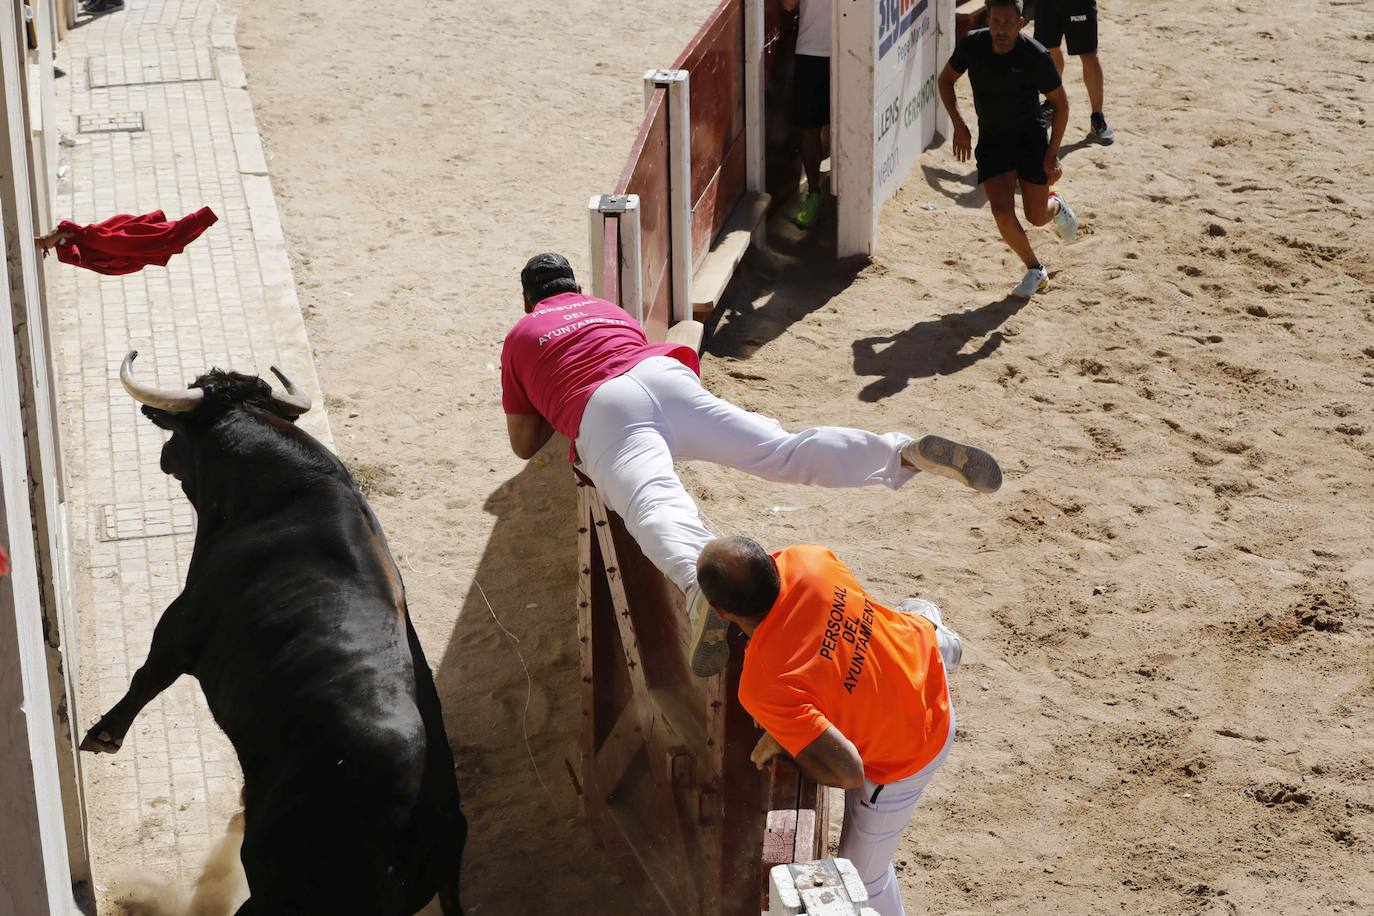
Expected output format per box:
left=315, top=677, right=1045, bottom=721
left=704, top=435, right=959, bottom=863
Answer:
left=521, top=253, right=577, bottom=302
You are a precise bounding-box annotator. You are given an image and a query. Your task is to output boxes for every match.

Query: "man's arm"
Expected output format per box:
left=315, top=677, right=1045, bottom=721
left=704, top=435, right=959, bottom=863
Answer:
left=506, top=413, right=555, bottom=460
left=1042, top=83, right=1070, bottom=183
left=938, top=64, right=972, bottom=163
left=752, top=725, right=865, bottom=789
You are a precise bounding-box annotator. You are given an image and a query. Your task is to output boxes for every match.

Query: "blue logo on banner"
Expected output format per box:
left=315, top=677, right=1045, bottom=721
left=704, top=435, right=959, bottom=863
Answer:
left=878, top=0, right=930, bottom=59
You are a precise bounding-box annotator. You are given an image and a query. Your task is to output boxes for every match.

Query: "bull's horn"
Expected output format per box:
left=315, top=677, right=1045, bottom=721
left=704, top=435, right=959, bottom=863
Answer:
left=268, top=366, right=312, bottom=416
left=120, top=350, right=204, bottom=413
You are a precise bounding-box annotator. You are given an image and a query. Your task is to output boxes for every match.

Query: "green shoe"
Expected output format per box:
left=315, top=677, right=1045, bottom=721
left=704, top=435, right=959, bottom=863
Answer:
left=794, top=191, right=823, bottom=229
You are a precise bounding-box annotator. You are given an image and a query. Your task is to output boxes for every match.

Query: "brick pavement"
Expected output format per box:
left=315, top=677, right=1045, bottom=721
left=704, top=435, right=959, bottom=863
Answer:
left=48, top=0, right=331, bottom=900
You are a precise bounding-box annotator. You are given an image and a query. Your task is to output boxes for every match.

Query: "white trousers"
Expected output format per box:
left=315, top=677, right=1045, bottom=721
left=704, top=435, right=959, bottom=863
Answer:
left=576, top=357, right=918, bottom=593
left=837, top=599, right=959, bottom=916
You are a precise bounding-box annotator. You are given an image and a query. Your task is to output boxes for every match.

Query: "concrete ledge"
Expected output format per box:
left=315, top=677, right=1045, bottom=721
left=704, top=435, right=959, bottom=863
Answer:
left=691, top=190, right=770, bottom=322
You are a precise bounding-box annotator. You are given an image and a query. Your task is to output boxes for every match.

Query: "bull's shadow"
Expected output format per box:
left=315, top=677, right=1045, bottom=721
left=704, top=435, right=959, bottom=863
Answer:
left=433, top=448, right=645, bottom=913
left=851, top=294, right=1027, bottom=401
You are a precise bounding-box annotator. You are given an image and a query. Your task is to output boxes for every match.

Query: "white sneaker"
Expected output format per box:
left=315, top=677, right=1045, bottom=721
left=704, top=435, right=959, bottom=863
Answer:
left=686, top=585, right=730, bottom=677
left=1050, top=190, right=1078, bottom=242
left=896, top=598, right=963, bottom=679
left=1011, top=265, right=1049, bottom=299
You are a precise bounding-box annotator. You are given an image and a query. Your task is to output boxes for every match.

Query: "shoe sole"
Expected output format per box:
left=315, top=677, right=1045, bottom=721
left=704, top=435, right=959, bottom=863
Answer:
left=910, top=434, right=1003, bottom=493
left=1091, top=132, right=1115, bottom=146
left=689, top=601, right=731, bottom=677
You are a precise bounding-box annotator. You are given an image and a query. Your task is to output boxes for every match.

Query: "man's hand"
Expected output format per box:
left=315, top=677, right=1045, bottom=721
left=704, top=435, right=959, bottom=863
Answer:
left=751, top=732, right=786, bottom=770
left=34, top=228, right=70, bottom=251
left=1044, top=149, right=1063, bottom=185
left=953, top=122, right=973, bottom=163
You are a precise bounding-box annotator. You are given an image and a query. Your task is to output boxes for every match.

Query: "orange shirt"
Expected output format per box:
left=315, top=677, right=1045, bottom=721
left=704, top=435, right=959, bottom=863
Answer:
left=738, top=545, right=952, bottom=784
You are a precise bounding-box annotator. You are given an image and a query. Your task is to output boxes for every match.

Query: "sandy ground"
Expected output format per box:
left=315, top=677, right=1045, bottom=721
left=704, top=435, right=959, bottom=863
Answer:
left=222, top=0, right=1374, bottom=913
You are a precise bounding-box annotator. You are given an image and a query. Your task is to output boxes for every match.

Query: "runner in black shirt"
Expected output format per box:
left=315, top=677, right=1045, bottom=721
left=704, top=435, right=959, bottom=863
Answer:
left=938, top=0, right=1080, bottom=298
left=1035, top=0, right=1115, bottom=144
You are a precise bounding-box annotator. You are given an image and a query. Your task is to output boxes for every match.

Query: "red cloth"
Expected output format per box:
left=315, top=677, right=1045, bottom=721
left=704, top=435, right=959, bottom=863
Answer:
left=55, top=207, right=218, bottom=275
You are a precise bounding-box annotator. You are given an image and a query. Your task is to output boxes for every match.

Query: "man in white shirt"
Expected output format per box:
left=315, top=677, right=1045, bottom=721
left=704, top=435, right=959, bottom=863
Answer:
left=784, top=0, right=831, bottom=229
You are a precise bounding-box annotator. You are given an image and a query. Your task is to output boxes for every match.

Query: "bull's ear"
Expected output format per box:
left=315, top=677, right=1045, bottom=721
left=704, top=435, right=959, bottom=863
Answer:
left=141, top=405, right=184, bottom=431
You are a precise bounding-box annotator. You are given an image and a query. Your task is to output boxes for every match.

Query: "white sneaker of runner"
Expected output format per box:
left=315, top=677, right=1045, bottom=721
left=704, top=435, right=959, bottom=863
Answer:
left=1012, top=265, right=1049, bottom=299
left=1050, top=190, right=1079, bottom=242
left=895, top=598, right=963, bottom=679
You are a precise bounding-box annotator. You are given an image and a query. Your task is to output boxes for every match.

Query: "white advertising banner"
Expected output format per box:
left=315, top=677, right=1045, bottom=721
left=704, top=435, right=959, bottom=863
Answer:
left=834, top=0, right=953, bottom=257
left=873, top=0, right=942, bottom=205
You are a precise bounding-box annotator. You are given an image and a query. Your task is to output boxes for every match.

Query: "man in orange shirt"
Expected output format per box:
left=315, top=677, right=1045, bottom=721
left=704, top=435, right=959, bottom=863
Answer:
left=696, top=538, right=962, bottom=915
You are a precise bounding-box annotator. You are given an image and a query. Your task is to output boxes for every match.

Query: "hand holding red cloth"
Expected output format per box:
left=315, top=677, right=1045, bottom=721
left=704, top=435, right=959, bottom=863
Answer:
left=53, top=207, right=218, bottom=275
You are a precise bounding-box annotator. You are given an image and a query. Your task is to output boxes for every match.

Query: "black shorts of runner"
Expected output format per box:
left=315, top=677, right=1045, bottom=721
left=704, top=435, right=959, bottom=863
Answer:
left=975, top=125, right=1050, bottom=185
left=792, top=54, right=831, bottom=129
left=1033, top=0, right=1099, bottom=56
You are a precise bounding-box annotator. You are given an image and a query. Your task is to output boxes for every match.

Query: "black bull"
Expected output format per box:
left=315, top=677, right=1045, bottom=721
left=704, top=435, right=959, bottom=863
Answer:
left=83, top=360, right=466, bottom=915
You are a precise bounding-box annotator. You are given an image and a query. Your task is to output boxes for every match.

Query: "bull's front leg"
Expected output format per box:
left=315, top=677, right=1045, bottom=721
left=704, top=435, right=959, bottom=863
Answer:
left=81, top=598, right=192, bottom=754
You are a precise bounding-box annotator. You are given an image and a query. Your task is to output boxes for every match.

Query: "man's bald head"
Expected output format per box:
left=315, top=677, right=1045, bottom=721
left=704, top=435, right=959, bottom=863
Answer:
left=696, top=536, right=780, bottom=621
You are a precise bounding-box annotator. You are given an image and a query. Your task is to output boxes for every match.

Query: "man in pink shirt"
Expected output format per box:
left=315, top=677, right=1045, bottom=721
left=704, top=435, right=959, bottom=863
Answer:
left=503, top=253, right=1002, bottom=677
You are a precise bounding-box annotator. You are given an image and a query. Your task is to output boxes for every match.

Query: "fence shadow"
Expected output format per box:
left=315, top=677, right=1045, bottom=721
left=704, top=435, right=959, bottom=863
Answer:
left=431, top=448, right=645, bottom=913
left=705, top=210, right=867, bottom=360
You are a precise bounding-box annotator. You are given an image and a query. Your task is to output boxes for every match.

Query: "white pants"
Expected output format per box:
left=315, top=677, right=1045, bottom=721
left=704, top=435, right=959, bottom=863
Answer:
left=836, top=600, right=959, bottom=916
left=576, top=356, right=918, bottom=593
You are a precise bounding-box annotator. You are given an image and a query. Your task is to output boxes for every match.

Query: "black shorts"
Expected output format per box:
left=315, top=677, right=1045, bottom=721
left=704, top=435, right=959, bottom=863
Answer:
left=792, top=54, right=830, bottom=129
left=975, top=125, right=1050, bottom=185
left=1034, top=0, right=1099, bottom=56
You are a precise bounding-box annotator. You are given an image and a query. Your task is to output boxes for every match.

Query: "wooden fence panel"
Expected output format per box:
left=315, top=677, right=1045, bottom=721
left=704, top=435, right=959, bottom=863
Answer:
left=615, top=90, right=674, bottom=341
left=675, top=0, right=748, bottom=270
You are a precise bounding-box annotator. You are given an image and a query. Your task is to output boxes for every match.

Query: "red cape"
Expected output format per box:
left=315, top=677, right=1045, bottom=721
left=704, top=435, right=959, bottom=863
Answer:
left=56, top=207, right=218, bottom=275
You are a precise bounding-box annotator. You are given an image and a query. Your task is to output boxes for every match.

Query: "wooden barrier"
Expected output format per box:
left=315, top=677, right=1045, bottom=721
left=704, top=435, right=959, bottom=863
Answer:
left=576, top=478, right=829, bottom=915
left=579, top=3, right=829, bottom=910
left=613, top=89, right=675, bottom=341
left=674, top=0, right=748, bottom=272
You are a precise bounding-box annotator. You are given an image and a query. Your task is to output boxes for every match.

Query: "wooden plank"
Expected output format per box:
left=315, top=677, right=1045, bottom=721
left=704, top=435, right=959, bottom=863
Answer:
left=582, top=487, right=701, bottom=915
left=588, top=491, right=654, bottom=703
left=676, top=0, right=749, bottom=267
left=691, top=138, right=750, bottom=273
left=665, top=318, right=704, bottom=354
left=603, top=217, right=620, bottom=308
left=616, top=91, right=673, bottom=342
left=691, top=190, right=770, bottom=320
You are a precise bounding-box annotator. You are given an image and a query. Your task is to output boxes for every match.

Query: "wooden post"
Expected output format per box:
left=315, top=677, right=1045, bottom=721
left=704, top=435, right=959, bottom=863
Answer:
left=833, top=0, right=877, bottom=257
left=587, top=194, right=643, bottom=322
left=744, top=0, right=766, bottom=194
left=0, top=7, right=77, bottom=908
left=32, top=0, right=58, bottom=229
left=1, top=0, right=88, bottom=895
left=642, top=69, right=692, bottom=324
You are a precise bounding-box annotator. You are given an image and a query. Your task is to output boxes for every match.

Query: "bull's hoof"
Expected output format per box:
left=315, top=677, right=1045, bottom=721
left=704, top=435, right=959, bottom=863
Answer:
left=80, top=727, right=123, bottom=753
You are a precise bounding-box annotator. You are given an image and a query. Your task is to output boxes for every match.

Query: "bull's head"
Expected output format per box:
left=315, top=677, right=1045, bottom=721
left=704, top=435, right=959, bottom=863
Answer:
left=120, top=350, right=316, bottom=505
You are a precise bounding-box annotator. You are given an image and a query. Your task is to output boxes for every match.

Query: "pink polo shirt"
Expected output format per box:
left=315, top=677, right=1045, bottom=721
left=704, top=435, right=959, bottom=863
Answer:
left=501, top=293, right=699, bottom=451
